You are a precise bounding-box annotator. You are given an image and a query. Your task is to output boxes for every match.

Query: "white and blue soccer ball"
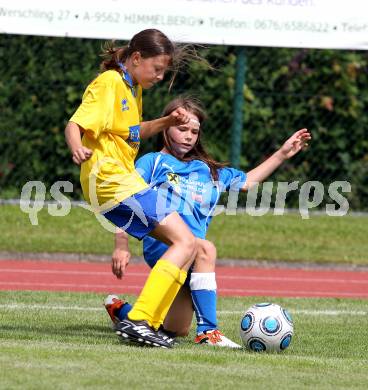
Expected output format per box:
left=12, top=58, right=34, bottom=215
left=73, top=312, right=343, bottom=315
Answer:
left=240, top=303, right=294, bottom=352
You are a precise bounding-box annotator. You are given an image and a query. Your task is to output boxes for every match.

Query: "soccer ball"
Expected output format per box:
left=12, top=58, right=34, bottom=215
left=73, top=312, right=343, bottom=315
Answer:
left=240, top=302, right=293, bottom=352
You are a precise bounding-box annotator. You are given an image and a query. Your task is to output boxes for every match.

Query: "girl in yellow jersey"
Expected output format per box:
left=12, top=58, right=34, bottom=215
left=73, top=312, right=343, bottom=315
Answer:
left=65, top=29, right=198, bottom=348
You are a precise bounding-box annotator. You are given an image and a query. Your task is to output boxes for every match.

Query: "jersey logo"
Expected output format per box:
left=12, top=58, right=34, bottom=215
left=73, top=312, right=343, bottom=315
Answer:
left=167, top=172, right=180, bottom=185
left=127, top=125, right=140, bottom=150
left=121, top=99, right=129, bottom=111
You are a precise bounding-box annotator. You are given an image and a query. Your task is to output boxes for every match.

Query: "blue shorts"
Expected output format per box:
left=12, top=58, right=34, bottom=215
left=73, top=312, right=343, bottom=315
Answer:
left=102, top=188, right=170, bottom=240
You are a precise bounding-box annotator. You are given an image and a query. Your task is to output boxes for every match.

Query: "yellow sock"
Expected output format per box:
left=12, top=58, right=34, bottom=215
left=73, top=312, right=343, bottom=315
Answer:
left=128, top=259, right=187, bottom=330
left=151, top=268, right=187, bottom=330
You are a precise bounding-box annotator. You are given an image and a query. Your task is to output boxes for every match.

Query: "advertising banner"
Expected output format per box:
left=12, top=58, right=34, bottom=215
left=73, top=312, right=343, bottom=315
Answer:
left=1, top=0, right=367, bottom=49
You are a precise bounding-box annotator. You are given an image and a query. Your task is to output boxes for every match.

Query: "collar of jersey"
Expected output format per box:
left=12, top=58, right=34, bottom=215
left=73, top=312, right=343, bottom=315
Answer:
left=118, top=62, right=137, bottom=97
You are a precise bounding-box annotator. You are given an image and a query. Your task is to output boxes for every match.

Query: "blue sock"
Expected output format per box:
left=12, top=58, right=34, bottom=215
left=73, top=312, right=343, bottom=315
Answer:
left=117, top=303, right=132, bottom=321
left=191, top=289, right=217, bottom=334
left=190, top=272, right=218, bottom=334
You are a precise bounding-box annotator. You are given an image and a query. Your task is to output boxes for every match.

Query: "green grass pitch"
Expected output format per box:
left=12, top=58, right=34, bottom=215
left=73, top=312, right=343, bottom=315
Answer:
left=2, top=205, right=368, bottom=265
left=1, top=291, right=367, bottom=389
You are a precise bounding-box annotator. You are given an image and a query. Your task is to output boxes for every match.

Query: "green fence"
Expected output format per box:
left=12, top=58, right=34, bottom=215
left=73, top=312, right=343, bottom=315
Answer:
left=1, top=34, right=367, bottom=209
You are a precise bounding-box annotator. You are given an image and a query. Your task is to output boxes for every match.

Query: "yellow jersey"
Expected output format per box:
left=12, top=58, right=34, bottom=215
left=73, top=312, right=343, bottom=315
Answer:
left=70, top=69, right=148, bottom=211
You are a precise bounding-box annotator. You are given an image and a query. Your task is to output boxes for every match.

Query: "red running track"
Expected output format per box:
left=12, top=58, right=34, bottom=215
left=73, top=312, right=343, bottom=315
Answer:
left=0, top=259, right=368, bottom=299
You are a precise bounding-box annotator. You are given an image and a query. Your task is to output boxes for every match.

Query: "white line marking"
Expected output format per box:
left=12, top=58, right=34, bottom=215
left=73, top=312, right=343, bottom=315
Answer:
left=219, top=288, right=368, bottom=298
left=1, top=282, right=367, bottom=297
left=0, top=268, right=367, bottom=284
left=0, top=304, right=366, bottom=316
left=0, top=269, right=147, bottom=277
left=218, top=275, right=368, bottom=284
left=0, top=304, right=102, bottom=311
left=219, top=309, right=368, bottom=316
left=0, top=281, right=142, bottom=289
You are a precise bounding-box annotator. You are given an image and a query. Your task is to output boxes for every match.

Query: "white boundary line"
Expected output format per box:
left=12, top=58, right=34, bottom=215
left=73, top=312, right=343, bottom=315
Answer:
left=0, top=269, right=146, bottom=278
left=219, top=309, right=368, bottom=316
left=219, top=288, right=368, bottom=298
left=0, top=268, right=367, bottom=284
left=0, top=281, right=368, bottom=297
left=0, top=304, right=366, bottom=316
left=0, top=281, right=142, bottom=289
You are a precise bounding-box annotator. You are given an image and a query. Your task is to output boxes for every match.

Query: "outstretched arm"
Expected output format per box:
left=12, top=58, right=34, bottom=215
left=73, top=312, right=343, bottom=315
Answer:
left=243, top=128, right=311, bottom=191
left=140, top=107, right=191, bottom=140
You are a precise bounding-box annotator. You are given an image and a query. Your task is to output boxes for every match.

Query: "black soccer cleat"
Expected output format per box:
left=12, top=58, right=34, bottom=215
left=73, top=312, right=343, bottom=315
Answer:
left=115, top=319, right=173, bottom=349
left=157, top=326, right=178, bottom=347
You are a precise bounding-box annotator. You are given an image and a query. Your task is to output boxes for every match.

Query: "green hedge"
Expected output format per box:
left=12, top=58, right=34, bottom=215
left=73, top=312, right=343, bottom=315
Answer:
left=1, top=35, right=367, bottom=208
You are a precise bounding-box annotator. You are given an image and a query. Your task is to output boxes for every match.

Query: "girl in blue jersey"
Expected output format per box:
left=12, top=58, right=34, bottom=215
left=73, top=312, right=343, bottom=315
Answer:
left=105, top=96, right=311, bottom=348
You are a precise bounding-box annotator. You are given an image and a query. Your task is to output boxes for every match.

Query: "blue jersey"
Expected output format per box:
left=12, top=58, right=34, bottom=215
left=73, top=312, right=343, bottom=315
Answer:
left=135, top=152, right=247, bottom=267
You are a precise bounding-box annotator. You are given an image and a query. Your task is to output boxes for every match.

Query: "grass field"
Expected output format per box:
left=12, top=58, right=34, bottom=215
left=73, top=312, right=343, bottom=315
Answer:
left=2, top=205, right=368, bottom=265
left=2, top=204, right=368, bottom=388
left=1, top=291, right=367, bottom=389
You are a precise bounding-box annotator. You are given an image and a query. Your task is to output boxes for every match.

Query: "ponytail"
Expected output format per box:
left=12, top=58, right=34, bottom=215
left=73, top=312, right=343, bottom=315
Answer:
left=100, top=41, right=130, bottom=72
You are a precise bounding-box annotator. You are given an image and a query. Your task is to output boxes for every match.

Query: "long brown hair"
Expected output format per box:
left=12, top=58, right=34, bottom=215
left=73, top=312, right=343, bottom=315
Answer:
left=100, top=29, right=174, bottom=70
left=160, top=96, right=228, bottom=181
left=100, top=29, right=210, bottom=88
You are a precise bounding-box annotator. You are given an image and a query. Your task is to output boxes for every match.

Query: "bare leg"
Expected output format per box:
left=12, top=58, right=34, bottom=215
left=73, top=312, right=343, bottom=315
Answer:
left=163, top=286, right=193, bottom=337
left=193, top=239, right=216, bottom=273
left=149, top=211, right=197, bottom=270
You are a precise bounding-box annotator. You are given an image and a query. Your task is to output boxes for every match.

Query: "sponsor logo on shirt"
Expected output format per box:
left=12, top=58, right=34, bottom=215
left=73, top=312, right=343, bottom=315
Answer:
left=167, top=172, right=180, bottom=185
left=127, top=125, right=140, bottom=150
